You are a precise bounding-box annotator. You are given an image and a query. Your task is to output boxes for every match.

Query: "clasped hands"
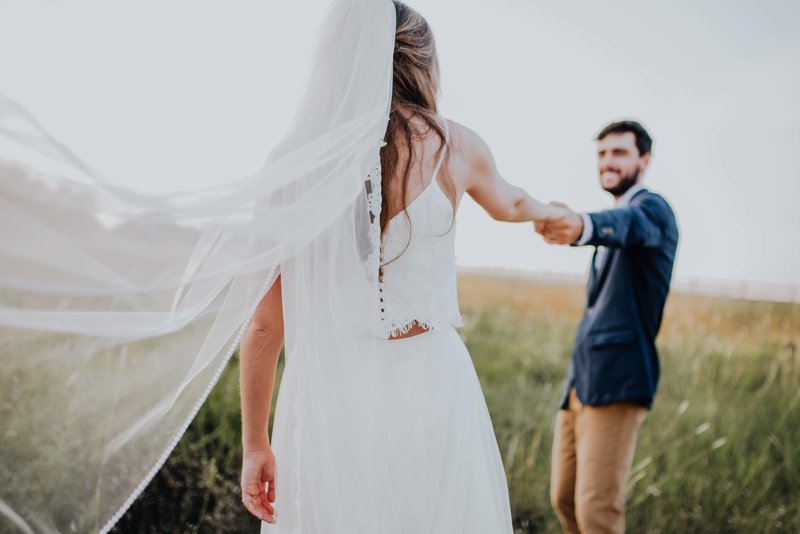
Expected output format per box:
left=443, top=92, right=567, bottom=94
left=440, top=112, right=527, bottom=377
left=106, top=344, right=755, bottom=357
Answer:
left=535, top=201, right=584, bottom=245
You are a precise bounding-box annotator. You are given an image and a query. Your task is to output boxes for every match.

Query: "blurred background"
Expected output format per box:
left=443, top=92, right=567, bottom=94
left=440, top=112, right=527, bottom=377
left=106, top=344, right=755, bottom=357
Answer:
left=2, top=0, right=798, bottom=532
left=3, top=0, right=798, bottom=293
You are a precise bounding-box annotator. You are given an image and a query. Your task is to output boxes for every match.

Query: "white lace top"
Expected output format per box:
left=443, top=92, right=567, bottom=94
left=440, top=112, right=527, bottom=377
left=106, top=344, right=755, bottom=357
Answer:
left=379, top=123, right=463, bottom=338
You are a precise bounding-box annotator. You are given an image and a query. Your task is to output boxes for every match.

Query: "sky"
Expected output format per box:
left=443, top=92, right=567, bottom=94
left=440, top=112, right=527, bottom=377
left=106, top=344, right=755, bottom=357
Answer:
left=1, top=0, right=799, bottom=288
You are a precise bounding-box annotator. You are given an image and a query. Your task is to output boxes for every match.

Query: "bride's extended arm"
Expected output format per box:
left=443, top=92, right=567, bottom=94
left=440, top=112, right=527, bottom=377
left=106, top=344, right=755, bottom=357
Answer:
left=239, top=275, right=283, bottom=524
left=456, top=122, right=561, bottom=223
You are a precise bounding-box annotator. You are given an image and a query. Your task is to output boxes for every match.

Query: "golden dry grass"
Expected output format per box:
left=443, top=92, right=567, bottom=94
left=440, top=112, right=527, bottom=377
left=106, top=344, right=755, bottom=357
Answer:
left=109, top=273, right=800, bottom=533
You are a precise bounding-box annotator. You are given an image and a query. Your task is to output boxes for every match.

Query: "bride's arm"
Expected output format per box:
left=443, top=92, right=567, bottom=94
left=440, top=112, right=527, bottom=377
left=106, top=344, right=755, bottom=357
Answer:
left=240, top=274, right=284, bottom=449
left=239, top=274, right=284, bottom=524
left=452, top=121, right=562, bottom=223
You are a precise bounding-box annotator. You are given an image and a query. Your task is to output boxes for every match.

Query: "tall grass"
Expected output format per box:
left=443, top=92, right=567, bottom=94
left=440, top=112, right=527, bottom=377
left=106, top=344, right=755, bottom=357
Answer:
left=113, top=274, right=800, bottom=533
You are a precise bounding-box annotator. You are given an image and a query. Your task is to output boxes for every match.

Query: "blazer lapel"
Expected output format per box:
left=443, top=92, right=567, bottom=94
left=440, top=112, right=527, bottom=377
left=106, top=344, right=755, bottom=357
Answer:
left=587, top=246, right=608, bottom=306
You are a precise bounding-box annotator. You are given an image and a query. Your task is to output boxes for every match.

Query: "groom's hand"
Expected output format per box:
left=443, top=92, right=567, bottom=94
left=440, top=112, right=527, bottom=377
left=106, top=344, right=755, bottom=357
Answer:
left=536, top=201, right=584, bottom=245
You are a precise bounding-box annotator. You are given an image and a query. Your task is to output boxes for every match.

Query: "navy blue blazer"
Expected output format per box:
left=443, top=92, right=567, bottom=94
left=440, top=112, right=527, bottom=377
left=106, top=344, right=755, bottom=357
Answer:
left=560, top=188, right=679, bottom=410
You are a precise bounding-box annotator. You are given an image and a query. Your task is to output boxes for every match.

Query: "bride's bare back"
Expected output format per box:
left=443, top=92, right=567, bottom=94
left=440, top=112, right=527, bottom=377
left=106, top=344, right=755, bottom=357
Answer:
left=382, top=115, right=558, bottom=340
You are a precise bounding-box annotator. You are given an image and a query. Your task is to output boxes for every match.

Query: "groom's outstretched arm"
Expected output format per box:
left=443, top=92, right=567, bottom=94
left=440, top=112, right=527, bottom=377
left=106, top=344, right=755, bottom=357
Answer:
left=538, top=194, right=674, bottom=249
left=575, top=195, right=674, bottom=249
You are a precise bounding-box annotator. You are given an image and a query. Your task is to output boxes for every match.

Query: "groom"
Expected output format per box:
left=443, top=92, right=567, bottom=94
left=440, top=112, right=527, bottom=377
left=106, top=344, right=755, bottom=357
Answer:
left=536, top=120, right=678, bottom=534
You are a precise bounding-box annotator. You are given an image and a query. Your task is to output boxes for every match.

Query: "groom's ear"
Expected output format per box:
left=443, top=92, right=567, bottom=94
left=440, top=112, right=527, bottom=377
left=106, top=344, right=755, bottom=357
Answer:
left=639, top=152, right=651, bottom=171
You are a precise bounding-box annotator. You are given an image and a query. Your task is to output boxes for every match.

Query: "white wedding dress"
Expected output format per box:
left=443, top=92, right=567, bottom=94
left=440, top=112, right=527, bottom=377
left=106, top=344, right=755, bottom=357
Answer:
left=262, top=123, right=514, bottom=534
left=0, top=2, right=513, bottom=532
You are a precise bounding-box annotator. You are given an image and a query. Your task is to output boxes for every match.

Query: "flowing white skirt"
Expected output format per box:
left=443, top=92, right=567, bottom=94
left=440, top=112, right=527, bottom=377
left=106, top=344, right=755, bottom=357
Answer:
left=261, top=327, right=513, bottom=534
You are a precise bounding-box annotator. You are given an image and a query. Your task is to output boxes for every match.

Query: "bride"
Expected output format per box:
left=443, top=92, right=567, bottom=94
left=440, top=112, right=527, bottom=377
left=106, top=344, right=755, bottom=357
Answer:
left=239, top=1, right=565, bottom=532
left=0, top=0, right=565, bottom=532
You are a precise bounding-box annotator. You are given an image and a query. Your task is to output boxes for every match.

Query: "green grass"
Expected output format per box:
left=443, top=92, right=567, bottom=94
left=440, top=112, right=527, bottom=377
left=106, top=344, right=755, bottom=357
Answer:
left=113, top=274, right=800, bottom=533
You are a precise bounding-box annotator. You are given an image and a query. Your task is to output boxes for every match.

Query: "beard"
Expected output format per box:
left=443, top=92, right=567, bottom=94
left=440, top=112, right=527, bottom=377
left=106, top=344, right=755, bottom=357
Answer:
left=601, top=166, right=641, bottom=197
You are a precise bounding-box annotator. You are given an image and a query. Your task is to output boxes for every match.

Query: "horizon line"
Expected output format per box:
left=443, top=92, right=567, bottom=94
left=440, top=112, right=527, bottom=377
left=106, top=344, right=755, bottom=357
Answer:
left=456, top=266, right=800, bottom=304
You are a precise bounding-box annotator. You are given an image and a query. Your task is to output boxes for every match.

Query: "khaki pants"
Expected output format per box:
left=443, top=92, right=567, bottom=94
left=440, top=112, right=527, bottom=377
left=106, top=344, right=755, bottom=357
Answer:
left=550, top=388, right=646, bottom=534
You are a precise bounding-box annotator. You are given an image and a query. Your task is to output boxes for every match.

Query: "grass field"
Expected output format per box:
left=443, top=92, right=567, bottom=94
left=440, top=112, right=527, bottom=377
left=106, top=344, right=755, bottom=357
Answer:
left=113, top=273, right=800, bottom=533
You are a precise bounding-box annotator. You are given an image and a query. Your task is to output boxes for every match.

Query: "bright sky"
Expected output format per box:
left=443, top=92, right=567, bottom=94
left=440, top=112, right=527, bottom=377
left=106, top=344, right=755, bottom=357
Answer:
left=2, top=0, right=799, bottom=286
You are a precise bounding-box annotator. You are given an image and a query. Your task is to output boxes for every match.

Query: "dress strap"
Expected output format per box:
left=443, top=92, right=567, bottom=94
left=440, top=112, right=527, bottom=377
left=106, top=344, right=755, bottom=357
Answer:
left=430, top=119, right=449, bottom=183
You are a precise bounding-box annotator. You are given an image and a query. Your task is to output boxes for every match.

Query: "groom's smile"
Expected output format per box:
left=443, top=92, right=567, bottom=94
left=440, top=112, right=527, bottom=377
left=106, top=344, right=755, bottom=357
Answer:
left=596, top=131, right=650, bottom=199
left=600, top=168, right=621, bottom=183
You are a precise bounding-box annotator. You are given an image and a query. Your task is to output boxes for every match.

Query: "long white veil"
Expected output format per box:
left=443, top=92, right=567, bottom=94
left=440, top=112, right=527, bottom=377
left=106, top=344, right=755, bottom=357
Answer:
left=0, top=0, right=395, bottom=532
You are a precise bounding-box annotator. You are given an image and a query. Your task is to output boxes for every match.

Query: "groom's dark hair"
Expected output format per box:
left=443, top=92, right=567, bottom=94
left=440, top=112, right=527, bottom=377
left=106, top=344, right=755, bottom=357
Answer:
left=596, top=120, right=652, bottom=156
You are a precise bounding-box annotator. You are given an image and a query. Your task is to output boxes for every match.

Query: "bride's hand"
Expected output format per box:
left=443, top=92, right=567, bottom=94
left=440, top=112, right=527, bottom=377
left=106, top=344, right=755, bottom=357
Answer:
left=533, top=201, right=569, bottom=233
left=241, top=448, right=277, bottom=524
left=534, top=201, right=584, bottom=244
left=546, top=201, right=572, bottom=222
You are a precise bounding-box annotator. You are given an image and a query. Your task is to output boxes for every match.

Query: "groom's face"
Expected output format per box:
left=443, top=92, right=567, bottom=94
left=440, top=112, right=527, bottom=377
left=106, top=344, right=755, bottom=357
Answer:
left=596, top=132, right=649, bottom=197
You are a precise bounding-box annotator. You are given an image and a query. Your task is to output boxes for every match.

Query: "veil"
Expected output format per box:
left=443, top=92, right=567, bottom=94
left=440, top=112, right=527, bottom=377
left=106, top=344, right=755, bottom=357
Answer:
left=0, top=0, right=395, bottom=532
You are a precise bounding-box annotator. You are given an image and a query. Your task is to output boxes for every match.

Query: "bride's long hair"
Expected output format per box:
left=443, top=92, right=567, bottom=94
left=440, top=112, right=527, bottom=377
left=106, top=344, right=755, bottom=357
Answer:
left=380, top=1, right=456, bottom=247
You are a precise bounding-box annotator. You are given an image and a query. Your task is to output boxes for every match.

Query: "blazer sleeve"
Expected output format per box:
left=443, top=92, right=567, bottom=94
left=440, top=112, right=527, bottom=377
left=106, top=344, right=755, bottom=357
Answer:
left=578, top=194, right=674, bottom=249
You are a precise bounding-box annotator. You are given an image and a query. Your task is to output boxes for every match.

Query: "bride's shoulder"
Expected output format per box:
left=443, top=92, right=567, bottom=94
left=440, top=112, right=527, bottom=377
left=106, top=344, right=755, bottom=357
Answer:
left=443, top=118, right=497, bottom=178
left=444, top=118, right=492, bottom=155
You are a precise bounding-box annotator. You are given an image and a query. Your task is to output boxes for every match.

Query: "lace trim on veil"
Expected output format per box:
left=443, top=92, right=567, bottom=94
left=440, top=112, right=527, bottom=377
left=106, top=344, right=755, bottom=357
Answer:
left=365, top=148, right=384, bottom=278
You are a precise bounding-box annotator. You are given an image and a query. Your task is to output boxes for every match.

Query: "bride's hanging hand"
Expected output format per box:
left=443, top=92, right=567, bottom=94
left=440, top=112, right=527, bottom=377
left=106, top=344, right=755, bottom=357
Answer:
left=241, top=447, right=277, bottom=524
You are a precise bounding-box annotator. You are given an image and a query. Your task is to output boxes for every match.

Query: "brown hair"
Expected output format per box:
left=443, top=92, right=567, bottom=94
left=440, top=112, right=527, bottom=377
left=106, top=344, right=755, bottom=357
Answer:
left=380, top=1, right=456, bottom=262
left=596, top=120, right=653, bottom=156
